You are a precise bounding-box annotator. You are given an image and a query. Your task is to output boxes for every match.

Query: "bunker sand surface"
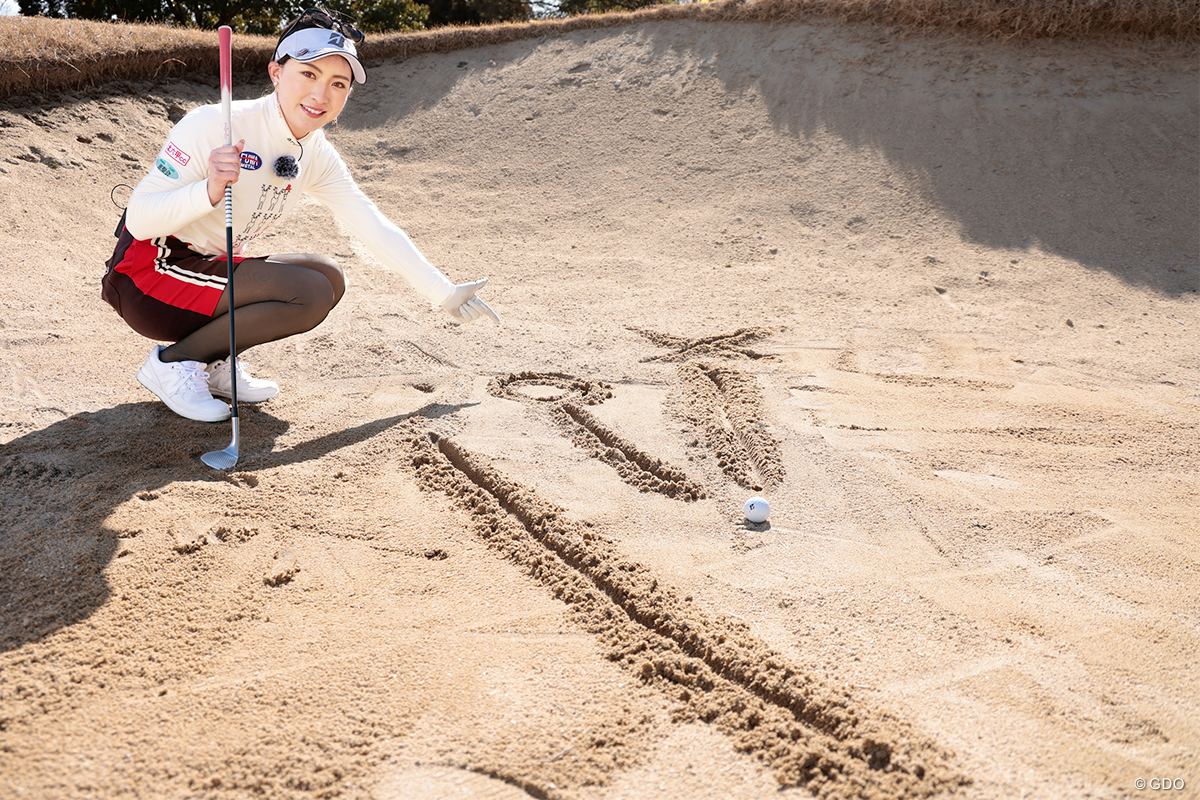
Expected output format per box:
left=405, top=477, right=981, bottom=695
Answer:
left=0, top=15, right=1197, bottom=800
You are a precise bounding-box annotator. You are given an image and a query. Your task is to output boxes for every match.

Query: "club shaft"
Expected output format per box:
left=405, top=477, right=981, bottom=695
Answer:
left=203, top=26, right=240, bottom=470
left=225, top=187, right=237, bottom=412
left=220, top=26, right=238, bottom=414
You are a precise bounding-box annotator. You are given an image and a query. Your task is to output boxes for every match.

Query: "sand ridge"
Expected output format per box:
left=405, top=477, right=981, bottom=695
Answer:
left=405, top=426, right=967, bottom=797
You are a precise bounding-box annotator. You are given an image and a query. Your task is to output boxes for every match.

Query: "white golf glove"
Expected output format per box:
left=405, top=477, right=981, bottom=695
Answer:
left=440, top=277, right=500, bottom=324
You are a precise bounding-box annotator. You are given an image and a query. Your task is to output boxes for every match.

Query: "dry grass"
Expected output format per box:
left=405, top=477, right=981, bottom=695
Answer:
left=2, top=0, right=1197, bottom=99
left=0, top=17, right=276, bottom=99
left=369, top=0, right=1200, bottom=61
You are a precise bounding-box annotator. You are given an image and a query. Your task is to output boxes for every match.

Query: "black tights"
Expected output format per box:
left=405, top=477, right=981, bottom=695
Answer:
left=161, top=254, right=345, bottom=364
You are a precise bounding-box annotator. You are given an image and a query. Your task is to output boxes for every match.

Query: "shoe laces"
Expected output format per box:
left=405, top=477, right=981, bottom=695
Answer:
left=214, top=358, right=253, bottom=381
left=172, top=361, right=212, bottom=395
left=208, top=358, right=250, bottom=385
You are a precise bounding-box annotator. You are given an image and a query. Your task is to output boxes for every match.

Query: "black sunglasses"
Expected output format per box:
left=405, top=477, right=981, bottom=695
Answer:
left=279, top=7, right=364, bottom=45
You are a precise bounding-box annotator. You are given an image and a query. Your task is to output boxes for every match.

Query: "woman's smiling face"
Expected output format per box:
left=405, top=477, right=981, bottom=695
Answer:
left=268, top=55, right=353, bottom=139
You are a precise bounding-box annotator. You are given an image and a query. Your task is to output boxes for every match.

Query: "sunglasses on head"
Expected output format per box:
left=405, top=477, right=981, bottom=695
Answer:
left=280, top=7, right=365, bottom=45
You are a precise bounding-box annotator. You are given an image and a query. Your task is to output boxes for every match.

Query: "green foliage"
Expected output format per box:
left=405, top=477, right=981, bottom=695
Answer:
left=180, top=3, right=290, bottom=35
left=467, top=0, right=532, bottom=23
left=347, top=0, right=430, bottom=32
left=18, top=0, right=70, bottom=16
left=533, top=0, right=666, bottom=17
left=423, top=0, right=531, bottom=27
left=422, top=0, right=479, bottom=26
left=19, top=0, right=648, bottom=34
left=19, top=0, right=429, bottom=34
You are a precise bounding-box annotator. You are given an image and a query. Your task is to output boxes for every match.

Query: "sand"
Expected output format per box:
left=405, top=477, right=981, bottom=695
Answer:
left=0, top=15, right=1197, bottom=800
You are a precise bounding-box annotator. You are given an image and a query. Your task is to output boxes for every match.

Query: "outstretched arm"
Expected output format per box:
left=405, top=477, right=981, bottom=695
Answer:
left=307, top=149, right=499, bottom=324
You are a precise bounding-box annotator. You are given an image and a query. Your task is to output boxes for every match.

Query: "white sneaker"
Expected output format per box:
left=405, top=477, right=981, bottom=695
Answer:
left=136, top=345, right=231, bottom=422
left=207, top=357, right=279, bottom=403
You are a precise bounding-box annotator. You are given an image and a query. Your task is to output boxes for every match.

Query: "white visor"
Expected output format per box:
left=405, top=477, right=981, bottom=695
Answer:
left=274, top=27, right=366, bottom=84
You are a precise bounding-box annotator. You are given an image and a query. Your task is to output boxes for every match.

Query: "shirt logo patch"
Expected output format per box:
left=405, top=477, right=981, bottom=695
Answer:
left=165, top=141, right=190, bottom=166
left=155, top=157, right=180, bottom=179
left=240, top=151, right=263, bottom=170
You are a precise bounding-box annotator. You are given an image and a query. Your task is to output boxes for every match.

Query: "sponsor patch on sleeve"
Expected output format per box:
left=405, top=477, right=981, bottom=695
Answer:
left=155, top=157, right=180, bottom=180
left=240, top=151, right=263, bottom=170
left=165, top=141, right=190, bottom=166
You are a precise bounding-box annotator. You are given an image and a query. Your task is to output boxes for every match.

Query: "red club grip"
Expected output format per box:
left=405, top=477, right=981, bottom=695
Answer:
left=218, top=26, right=232, bottom=146
left=219, top=26, right=232, bottom=95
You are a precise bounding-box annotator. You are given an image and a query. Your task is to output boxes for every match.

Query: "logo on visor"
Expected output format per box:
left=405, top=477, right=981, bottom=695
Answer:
left=328, top=32, right=345, bottom=47
left=240, top=151, right=263, bottom=170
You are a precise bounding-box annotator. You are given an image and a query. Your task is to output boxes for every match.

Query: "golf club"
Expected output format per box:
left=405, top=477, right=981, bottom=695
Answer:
left=201, top=25, right=240, bottom=470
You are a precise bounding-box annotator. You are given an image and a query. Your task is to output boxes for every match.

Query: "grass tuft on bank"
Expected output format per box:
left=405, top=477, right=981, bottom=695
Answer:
left=2, top=0, right=1197, bottom=99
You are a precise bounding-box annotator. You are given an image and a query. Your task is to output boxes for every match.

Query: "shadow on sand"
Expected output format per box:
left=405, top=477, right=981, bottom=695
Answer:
left=0, top=398, right=470, bottom=655
left=341, top=21, right=1197, bottom=296
left=677, top=25, right=1198, bottom=296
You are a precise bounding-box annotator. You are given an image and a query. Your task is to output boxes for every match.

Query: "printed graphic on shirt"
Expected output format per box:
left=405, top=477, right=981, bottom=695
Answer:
left=240, top=151, right=263, bottom=170
left=236, top=183, right=293, bottom=248
left=155, top=157, right=180, bottom=180
left=166, top=141, right=190, bottom=166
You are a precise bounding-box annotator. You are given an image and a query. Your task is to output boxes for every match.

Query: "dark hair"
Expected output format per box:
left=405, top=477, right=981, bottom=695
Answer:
left=273, top=19, right=320, bottom=67
left=275, top=19, right=321, bottom=53
left=275, top=7, right=364, bottom=55
left=272, top=7, right=365, bottom=85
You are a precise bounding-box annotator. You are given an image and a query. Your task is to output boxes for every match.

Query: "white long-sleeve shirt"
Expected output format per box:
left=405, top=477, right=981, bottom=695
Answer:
left=126, top=93, right=455, bottom=305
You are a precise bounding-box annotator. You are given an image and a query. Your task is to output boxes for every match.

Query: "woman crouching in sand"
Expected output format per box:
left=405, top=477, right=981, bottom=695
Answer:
left=102, top=7, right=497, bottom=422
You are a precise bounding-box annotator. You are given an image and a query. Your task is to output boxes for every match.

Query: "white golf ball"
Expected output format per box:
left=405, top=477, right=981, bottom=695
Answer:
left=744, top=496, right=770, bottom=523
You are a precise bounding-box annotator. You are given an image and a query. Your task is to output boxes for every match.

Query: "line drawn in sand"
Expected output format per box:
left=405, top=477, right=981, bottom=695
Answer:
left=403, top=429, right=967, bottom=799
left=397, top=339, right=458, bottom=369
left=488, top=370, right=613, bottom=406
left=557, top=401, right=706, bottom=501
left=630, top=326, right=783, bottom=362
left=675, top=361, right=785, bottom=492
left=488, top=371, right=705, bottom=501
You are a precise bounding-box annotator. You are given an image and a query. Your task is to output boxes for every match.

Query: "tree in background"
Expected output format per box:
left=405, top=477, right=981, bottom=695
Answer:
left=467, top=0, right=531, bottom=23
left=17, top=0, right=69, bottom=15
left=348, top=0, right=430, bottom=33
left=18, top=0, right=430, bottom=33
left=533, top=0, right=666, bottom=15
left=422, top=0, right=530, bottom=27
